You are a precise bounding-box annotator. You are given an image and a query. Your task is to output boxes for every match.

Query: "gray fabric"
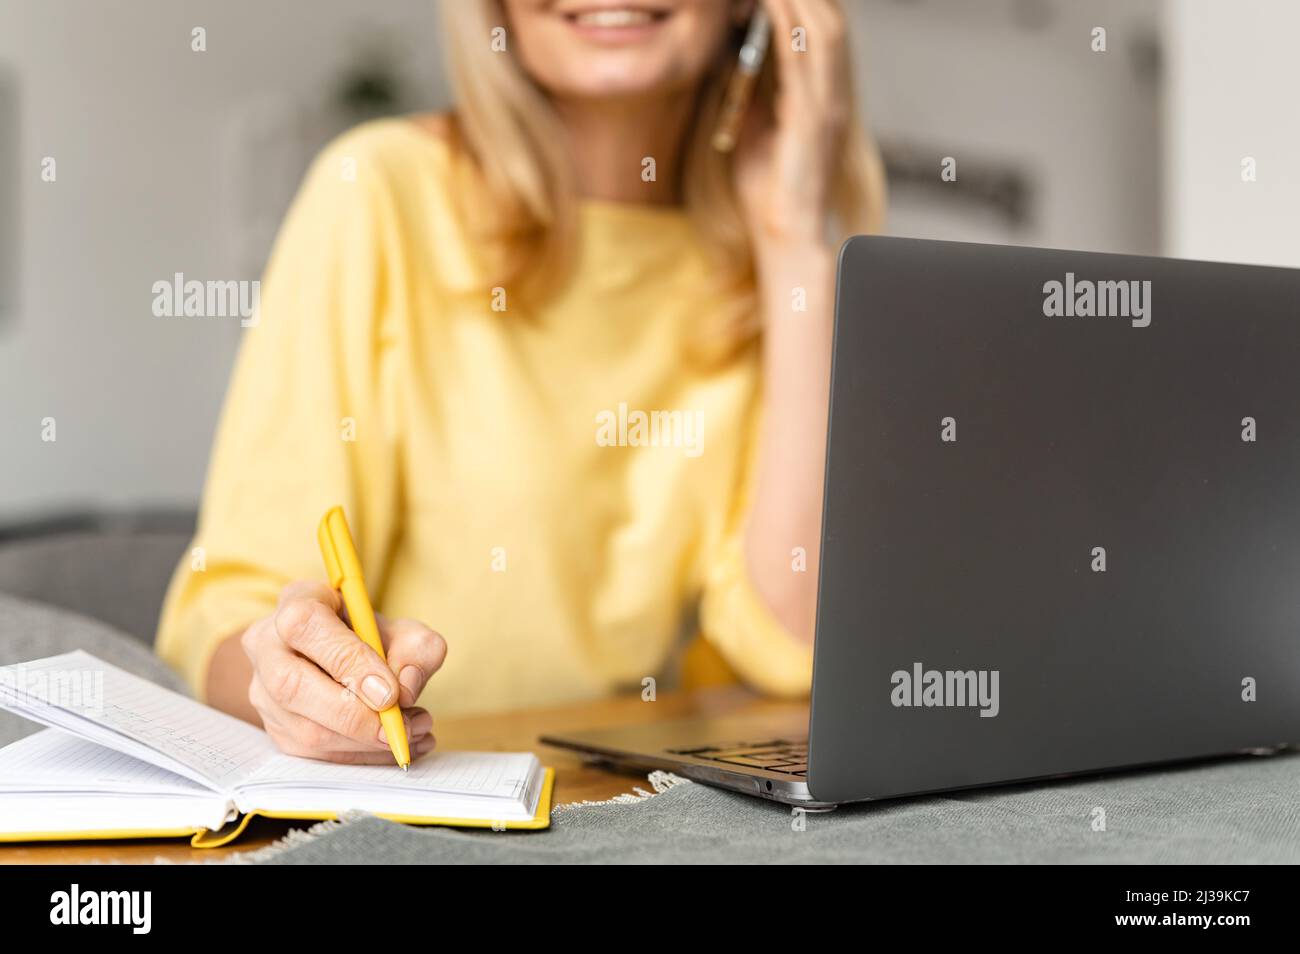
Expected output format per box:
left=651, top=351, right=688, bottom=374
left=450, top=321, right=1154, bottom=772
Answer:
left=1, top=591, right=1297, bottom=864
left=0, top=530, right=191, bottom=645
left=236, top=750, right=1300, bottom=864
left=0, top=592, right=188, bottom=746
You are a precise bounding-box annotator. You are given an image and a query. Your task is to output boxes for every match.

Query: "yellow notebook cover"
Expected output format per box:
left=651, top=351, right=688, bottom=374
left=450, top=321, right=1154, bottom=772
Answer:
left=0, top=768, right=554, bottom=849
left=195, top=765, right=556, bottom=847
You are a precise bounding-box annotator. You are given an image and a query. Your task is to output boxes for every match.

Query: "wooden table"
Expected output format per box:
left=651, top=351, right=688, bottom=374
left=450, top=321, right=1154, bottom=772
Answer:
left=0, top=685, right=784, bottom=864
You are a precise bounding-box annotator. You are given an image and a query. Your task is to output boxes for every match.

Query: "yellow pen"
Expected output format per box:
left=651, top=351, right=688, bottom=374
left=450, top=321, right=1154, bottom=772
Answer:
left=317, top=505, right=411, bottom=770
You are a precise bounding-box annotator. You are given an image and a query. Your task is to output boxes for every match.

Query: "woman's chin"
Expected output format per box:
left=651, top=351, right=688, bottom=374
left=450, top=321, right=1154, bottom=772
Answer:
left=543, top=60, right=699, bottom=101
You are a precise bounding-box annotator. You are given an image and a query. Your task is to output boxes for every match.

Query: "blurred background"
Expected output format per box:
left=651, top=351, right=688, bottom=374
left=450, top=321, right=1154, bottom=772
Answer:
left=0, top=0, right=1296, bottom=639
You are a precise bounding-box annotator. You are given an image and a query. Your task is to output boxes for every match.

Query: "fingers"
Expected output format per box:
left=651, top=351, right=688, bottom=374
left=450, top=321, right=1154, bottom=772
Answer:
left=245, top=619, right=387, bottom=743
left=261, top=705, right=433, bottom=764
left=254, top=673, right=434, bottom=761
left=761, top=0, right=816, bottom=137
left=277, top=579, right=342, bottom=616
left=242, top=581, right=447, bottom=764
left=789, top=0, right=845, bottom=37
left=384, top=706, right=435, bottom=745
left=378, top=617, right=449, bottom=706
left=273, top=593, right=400, bottom=711
left=246, top=627, right=438, bottom=762
left=763, top=0, right=803, bottom=78
left=787, top=0, right=849, bottom=103
left=764, top=0, right=848, bottom=103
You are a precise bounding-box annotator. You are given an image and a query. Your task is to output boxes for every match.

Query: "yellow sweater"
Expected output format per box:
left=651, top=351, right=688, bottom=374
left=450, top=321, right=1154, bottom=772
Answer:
left=156, top=118, right=813, bottom=716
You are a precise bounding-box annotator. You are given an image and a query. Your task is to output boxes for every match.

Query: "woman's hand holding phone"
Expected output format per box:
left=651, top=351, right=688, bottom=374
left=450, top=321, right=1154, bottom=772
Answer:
left=733, top=0, right=850, bottom=251
left=240, top=581, right=447, bottom=763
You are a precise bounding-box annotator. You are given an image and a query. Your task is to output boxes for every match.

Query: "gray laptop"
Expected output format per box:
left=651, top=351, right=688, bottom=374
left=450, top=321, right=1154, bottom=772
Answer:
left=542, top=236, right=1300, bottom=808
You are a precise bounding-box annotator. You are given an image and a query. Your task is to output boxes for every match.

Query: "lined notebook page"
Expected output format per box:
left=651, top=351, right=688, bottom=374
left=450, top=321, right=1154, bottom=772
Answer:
left=243, top=750, right=538, bottom=799
left=0, top=729, right=210, bottom=795
left=0, top=651, right=276, bottom=791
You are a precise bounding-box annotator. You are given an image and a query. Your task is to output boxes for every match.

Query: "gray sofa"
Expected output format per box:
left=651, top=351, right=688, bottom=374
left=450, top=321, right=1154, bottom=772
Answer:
left=0, top=528, right=191, bottom=647
left=0, top=526, right=193, bottom=745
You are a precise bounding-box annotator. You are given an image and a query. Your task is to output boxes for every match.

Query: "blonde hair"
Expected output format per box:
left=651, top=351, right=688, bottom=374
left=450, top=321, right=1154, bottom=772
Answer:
left=439, top=0, right=886, bottom=340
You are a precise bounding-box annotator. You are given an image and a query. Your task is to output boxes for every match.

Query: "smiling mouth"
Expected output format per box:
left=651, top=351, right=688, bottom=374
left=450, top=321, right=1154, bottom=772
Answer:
left=562, top=7, right=672, bottom=30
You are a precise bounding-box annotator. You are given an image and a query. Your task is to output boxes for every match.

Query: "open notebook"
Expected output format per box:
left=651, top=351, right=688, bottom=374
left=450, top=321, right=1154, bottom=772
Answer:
left=0, top=651, right=552, bottom=846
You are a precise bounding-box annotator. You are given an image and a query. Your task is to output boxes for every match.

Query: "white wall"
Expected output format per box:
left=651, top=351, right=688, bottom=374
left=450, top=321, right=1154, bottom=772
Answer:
left=854, top=0, right=1162, bottom=255
left=1163, top=0, right=1300, bottom=267
left=0, top=0, right=446, bottom=519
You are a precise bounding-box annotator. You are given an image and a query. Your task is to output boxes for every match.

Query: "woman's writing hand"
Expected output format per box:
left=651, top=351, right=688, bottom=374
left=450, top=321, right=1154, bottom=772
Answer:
left=240, top=581, right=447, bottom=763
left=734, top=0, right=850, bottom=251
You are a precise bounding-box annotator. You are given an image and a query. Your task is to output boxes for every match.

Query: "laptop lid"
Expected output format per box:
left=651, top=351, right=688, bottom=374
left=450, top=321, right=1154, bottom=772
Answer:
left=808, top=236, right=1300, bottom=803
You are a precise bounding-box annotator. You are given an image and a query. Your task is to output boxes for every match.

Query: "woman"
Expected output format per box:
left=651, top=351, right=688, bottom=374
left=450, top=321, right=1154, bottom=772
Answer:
left=157, top=0, right=884, bottom=763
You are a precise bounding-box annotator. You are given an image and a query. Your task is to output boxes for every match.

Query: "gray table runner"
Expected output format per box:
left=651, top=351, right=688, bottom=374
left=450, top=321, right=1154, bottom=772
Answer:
left=226, top=751, right=1300, bottom=864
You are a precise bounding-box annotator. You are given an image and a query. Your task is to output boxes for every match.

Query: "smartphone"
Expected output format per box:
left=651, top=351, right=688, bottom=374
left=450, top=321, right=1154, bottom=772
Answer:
left=711, top=9, right=773, bottom=152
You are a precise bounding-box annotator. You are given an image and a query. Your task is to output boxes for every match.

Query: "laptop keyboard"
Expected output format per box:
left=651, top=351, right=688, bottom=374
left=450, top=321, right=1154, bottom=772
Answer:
left=668, top=739, right=808, bottom=777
